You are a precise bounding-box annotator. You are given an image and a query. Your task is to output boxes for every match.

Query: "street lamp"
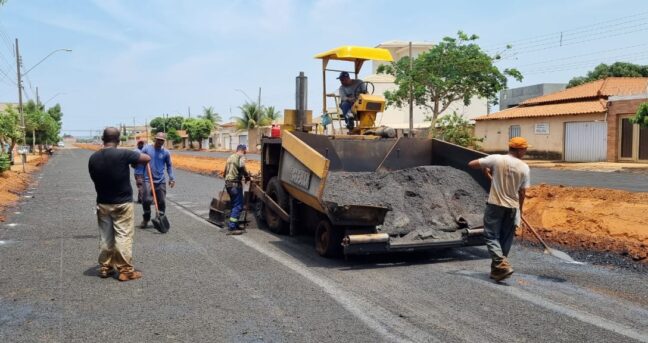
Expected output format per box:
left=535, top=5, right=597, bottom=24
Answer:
left=22, top=49, right=73, bottom=76
left=14, top=42, right=72, bottom=171
left=43, top=92, right=66, bottom=106
left=235, top=88, right=253, bottom=102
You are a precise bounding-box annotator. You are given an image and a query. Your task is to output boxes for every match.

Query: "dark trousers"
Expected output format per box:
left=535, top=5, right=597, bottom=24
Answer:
left=226, top=185, right=244, bottom=230
left=483, top=203, right=517, bottom=263
left=340, top=101, right=354, bottom=129
left=142, top=181, right=166, bottom=221
left=134, top=174, right=144, bottom=203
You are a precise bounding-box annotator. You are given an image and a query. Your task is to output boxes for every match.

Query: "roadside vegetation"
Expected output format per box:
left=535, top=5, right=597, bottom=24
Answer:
left=567, top=62, right=648, bottom=88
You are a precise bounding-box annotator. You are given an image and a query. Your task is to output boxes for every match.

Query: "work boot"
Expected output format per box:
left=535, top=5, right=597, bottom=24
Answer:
left=118, top=270, right=143, bottom=282
left=490, top=259, right=514, bottom=282
left=139, top=220, right=149, bottom=229
left=98, top=266, right=115, bottom=279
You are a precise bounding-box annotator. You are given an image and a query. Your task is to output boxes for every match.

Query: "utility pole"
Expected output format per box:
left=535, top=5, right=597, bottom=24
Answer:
left=36, top=87, right=40, bottom=106
left=258, top=87, right=262, bottom=107
left=15, top=38, right=26, bottom=171
left=408, top=41, right=414, bottom=137
left=188, top=106, right=191, bottom=118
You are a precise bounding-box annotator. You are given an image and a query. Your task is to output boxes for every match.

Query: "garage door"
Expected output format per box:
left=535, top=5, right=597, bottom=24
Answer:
left=564, top=122, right=607, bottom=162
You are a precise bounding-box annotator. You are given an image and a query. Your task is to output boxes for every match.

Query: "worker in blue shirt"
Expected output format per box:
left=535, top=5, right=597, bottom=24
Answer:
left=140, top=132, right=176, bottom=228
left=132, top=139, right=146, bottom=203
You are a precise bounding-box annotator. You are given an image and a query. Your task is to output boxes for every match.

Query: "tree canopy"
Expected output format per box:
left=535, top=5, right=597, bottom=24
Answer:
left=377, top=31, right=522, bottom=129
left=567, top=62, right=648, bottom=88
left=149, top=116, right=184, bottom=133
left=0, top=105, right=22, bottom=150
left=263, top=106, right=282, bottom=123
left=23, top=100, right=63, bottom=147
left=184, top=118, right=212, bottom=149
left=435, top=112, right=482, bottom=148
left=631, top=102, right=648, bottom=128
left=233, top=102, right=271, bottom=130
left=201, top=106, right=222, bottom=127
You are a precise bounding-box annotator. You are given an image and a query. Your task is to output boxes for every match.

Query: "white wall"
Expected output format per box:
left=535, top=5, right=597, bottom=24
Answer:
left=367, top=75, right=488, bottom=129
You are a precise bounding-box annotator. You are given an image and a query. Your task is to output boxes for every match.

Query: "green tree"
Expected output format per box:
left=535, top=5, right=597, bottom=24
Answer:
left=22, top=100, right=62, bottom=151
left=149, top=115, right=184, bottom=134
left=631, top=102, right=648, bottom=127
left=47, top=104, right=63, bottom=123
left=184, top=118, right=212, bottom=150
left=378, top=31, right=522, bottom=132
left=233, top=102, right=270, bottom=130
left=263, top=106, right=282, bottom=123
left=200, top=106, right=222, bottom=127
left=167, top=127, right=182, bottom=145
left=434, top=112, right=482, bottom=148
left=567, top=62, right=648, bottom=88
left=0, top=105, right=22, bottom=156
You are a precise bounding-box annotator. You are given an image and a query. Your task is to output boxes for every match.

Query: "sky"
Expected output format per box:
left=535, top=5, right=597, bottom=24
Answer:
left=0, top=0, right=647, bottom=135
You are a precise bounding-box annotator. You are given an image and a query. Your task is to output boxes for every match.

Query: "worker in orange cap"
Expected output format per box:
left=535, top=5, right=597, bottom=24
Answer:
left=468, top=136, right=531, bottom=282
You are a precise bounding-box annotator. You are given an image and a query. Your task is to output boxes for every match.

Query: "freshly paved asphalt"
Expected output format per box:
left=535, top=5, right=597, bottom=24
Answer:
left=531, top=168, right=648, bottom=192
left=170, top=150, right=646, bottom=191
left=1, top=148, right=647, bottom=342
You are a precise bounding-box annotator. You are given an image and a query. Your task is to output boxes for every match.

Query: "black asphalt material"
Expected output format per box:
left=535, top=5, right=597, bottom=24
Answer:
left=531, top=168, right=648, bottom=192
left=1, top=149, right=647, bottom=342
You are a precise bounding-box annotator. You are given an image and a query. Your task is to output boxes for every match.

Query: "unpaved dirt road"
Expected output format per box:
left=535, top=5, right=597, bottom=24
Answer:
left=1, top=149, right=647, bottom=342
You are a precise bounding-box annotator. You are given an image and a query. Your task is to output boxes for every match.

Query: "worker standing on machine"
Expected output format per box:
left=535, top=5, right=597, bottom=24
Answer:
left=337, top=71, right=367, bottom=131
left=224, top=144, right=250, bottom=235
left=468, top=137, right=531, bottom=282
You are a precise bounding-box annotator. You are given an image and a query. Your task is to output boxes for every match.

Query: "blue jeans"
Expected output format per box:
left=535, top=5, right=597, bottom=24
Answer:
left=226, top=185, right=244, bottom=230
left=483, top=203, right=517, bottom=263
left=340, top=101, right=354, bottom=129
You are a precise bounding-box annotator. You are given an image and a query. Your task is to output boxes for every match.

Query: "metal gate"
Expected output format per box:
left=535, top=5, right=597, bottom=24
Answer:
left=564, top=121, right=607, bottom=162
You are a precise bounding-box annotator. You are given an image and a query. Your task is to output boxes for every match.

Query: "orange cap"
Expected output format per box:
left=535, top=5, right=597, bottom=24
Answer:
left=509, top=137, right=531, bottom=149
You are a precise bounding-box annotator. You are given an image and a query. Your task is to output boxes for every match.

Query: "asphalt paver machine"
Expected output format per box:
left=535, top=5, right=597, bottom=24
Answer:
left=210, top=46, right=489, bottom=257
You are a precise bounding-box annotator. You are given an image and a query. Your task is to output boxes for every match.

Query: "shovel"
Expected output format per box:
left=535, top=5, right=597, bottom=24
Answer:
left=521, top=216, right=582, bottom=264
left=147, top=164, right=170, bottom=233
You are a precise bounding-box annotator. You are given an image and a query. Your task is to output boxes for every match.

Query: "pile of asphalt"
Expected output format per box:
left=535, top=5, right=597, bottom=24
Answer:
left=323, top=166, right=488, bottom=241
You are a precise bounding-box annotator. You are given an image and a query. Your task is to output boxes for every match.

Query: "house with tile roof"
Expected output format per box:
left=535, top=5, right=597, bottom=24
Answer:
left=474, top=77, right=648, bottom=162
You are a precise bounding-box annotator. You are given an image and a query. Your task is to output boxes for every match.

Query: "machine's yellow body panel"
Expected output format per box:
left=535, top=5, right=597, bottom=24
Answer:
left=314, top=46, right=394, bottom=62
left=281, top=131, right=329, bottom=179
left=282, top=109, right=312, bottom=132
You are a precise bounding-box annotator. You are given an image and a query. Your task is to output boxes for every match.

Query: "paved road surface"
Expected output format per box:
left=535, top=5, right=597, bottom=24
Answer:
left=170, top=150, right=646, bottom=191
left=531, top=168, right=648, bottom=192
left=1, top=149, right=647, bottom=342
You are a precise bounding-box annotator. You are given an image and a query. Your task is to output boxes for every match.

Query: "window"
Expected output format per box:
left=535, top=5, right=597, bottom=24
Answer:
left=509, top=125, right=521, bottom=139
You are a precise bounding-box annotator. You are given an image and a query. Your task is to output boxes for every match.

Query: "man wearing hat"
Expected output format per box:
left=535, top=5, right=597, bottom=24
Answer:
left=132, top=139, right=146, bottom=203
left=140, top=132, right=176, bottom=229
left=337, top=71, right=367, bottom=131
left=224, top=144, right=250, bottom=234
left=468, top=137, right=531, bottom=282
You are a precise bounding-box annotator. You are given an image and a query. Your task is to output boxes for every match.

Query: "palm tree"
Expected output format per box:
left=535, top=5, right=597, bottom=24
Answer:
left=201, top=106, right=222, bottom=128
left=233, top=102, right=271, bottom=149
left=233, top=102, right=270, bottom=130
left=264, top=106, right=282, bottom=124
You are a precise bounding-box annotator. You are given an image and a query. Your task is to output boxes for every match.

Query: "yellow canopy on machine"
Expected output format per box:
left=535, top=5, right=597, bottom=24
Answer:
left=314, top=46, right=394, bottom=62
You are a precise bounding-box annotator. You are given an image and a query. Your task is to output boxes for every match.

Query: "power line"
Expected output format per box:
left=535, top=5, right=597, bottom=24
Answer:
left=496, top=24, right=648, bottom=61
left=523, top=54, right=648, bottom=75
left=512, top=43, right=648, bottom=67
left=485, top=10, right=648, bottom=51
left=0, top=66, right=16, bottom=85
left=510, top=21, right=648, bottom=52
left=0, top=21, right=14, bottom=58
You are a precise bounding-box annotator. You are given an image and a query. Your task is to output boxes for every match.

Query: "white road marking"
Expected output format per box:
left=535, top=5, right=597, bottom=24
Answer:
left=455, top=270, right=648, bottom=342
left=172, top=202, right=439, bottom=343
